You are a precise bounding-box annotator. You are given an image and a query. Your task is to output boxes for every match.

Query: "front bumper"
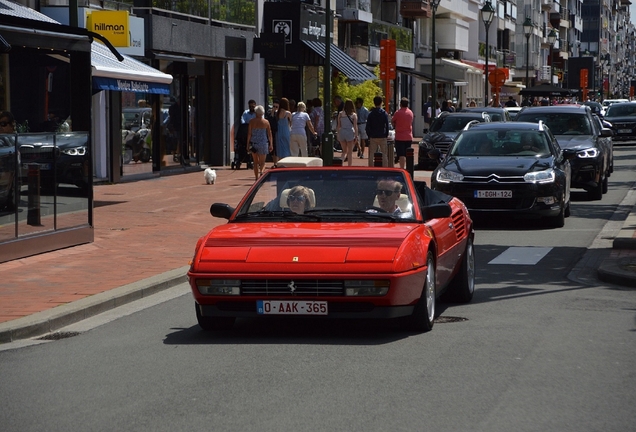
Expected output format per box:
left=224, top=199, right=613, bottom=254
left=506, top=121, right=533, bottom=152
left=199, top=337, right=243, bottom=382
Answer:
left=199, top=302, right=414, bottom=319
left=570, top=157, right=602, bottom=191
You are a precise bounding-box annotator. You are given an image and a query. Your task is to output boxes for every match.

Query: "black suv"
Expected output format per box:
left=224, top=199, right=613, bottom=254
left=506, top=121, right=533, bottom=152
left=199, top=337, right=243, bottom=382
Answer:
left=515, top=105, right=611, bottom=200
left=418, top=111, right=491, bottom=169
left=603, top=102, right=636, bottom=143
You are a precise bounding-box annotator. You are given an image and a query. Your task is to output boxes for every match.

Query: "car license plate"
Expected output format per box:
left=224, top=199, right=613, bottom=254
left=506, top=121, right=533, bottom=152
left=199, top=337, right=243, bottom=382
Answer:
left=22, top=163, right=52, bottom=170
left=474, top=190, right=512, bottom=198
left=618, top=129, right=632, bottom=134
left=257, top=300, right=328, bottom=315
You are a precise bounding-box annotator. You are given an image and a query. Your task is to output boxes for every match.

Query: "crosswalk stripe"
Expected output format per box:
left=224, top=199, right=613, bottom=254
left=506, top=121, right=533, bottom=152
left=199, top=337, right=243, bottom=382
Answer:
left=488, top=247, right=553, bottom=265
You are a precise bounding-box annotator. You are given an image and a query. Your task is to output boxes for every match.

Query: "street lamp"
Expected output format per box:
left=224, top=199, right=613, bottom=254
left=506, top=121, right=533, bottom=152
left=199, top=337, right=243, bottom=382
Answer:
left=523, top=17, right=534, bottom=89
left=481, top=1, right=495, bottom=106
left=547, top=28, right=557, bottom=88
left=430, top=0, right=442, bottom=120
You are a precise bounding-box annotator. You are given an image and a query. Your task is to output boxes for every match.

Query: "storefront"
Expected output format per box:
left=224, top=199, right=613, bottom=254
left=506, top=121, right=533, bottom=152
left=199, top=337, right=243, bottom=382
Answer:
left=0, top=2, right=93, bottom=262
left=259, top=2, right=375, bottom=105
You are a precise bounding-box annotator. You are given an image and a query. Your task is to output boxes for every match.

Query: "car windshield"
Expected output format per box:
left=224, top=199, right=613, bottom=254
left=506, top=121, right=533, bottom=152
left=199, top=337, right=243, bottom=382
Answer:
left=515, top=112, right=591, bottom=135
left=234, top=169, right=416, bottom=222
left=450, top=130, right=551, bottom=157
left=430, top=116, right=481, bottom=133
left=605, top=104, right=636, bottom=117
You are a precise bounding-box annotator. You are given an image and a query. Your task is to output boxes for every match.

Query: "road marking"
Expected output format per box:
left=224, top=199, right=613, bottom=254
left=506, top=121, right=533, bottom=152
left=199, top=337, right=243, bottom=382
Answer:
left=489, top=247, right=553, bottom=265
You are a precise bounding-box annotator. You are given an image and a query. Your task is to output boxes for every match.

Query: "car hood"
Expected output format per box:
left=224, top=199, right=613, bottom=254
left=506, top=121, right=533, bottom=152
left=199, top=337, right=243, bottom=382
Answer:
left=193, top=223, right=421, bottom=274
left=604, top=115, right=636, bottom=123
left=442, top=156, right=551, bottom=177
left=553, top=134, right=596, bottom=150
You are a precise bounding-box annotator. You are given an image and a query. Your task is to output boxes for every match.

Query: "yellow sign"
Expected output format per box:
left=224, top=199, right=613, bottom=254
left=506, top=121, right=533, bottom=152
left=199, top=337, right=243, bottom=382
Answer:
left=86, top=11, right=129, bottom=47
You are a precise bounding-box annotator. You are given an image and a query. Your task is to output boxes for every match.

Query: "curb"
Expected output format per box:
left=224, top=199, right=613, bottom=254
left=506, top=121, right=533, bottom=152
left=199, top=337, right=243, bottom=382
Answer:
left=0, top=266, right=190, bottom=344
left=597, top=257, right=636, bottom=288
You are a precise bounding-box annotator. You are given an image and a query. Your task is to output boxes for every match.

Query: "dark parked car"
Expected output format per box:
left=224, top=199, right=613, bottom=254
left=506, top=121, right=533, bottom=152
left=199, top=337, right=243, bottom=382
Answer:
left=603, top=102, right=636, bottom=143
left=418, top=111, right=491, bottom=169
left=18, top=133, right=90, bottom=192
left=430, top=122, right=572, bottom=227
left=583, top=101, right=603, bottom=117
left=515, top=105, right=611, bottom=200
left=460, top=107, right=512, bottom=122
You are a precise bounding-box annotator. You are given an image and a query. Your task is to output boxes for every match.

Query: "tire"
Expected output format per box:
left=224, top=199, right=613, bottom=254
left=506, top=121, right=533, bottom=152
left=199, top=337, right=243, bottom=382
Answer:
left=123, top=147, right=133, bottom=165
left=140, top=148, right=151, bottom=163
left=564, top=200, right=571, bottom=218
left=547, top=203, right=565, bottom=228
left=195, top=304, right=235, bottom=331
left=444, top=237, right=475, bottom=303
left=589, top=180, right=603, bottom=201
left=400, top=251, right=436, bottom=332
left=602, top=174, right=609, bottom=194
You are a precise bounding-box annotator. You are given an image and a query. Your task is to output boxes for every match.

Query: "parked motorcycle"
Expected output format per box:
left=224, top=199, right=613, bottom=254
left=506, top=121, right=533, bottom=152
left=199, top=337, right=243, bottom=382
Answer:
left=122, top=127, right=151, bottom=164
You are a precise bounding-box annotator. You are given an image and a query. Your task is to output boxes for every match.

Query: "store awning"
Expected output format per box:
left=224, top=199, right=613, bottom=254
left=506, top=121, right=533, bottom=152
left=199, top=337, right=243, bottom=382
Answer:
left=396, top=67, right=459, bottom=84
left=303, top=40, right=376, bottom=83
left=91, top=42, right=173, bottom=94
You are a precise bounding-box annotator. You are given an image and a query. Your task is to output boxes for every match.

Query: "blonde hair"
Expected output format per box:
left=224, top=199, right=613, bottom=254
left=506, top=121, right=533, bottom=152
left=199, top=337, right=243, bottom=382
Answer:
left=297, top=102, right=306, bottom=112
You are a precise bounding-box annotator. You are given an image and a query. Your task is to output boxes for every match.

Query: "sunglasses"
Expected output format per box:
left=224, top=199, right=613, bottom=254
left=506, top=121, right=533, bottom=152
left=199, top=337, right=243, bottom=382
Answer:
left=288, top=195, right=306, bottom=203
left=376, top=189, right=397, bottom=197
left=0, top=121, right=10, bottom=127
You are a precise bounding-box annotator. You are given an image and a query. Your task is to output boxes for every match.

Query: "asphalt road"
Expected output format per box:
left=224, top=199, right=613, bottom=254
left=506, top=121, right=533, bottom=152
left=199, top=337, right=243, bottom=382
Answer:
left=0, top=146, right=635, bottom=432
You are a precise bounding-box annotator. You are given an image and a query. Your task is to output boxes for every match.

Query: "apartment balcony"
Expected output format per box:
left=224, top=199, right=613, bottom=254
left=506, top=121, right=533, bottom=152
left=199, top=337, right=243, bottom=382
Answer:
left=337, top=0, right=373, bottom=23
left=570, top=13, right=583, bottom=32
left=347, top=45, right=369, bottom=63
left=550, top=8, right=569, bottom=29
left=399, top=0, right=432, bottom=18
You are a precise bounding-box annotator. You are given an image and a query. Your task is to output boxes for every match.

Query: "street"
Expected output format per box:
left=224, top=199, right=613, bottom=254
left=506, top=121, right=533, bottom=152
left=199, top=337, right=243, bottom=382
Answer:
left=0, top=146, right=635, bottom=431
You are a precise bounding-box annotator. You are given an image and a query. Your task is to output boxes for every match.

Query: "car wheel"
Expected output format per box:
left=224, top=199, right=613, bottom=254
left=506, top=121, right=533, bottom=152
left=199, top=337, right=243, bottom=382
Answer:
left=401, top=251, right=435, bottom=332
left=602, top=174, right=609, bottom=194
left=444, top=237, right=475, bottom=303
left=195, top=304, right=235, bottom=331
left=589, top=180, right=603, bottom=201
left=547, top=203, right=565, bottom=228
left=564, top=200, right=571, bottom=218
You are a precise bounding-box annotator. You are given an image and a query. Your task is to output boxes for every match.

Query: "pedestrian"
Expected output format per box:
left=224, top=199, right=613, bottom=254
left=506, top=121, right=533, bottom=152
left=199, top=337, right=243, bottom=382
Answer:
left=336, top=99, right=358, bottom=166
left=391, top=97, right=414, bottom=170
left=355, top=97, right=369, bottom=158
left=468, top=99, right=477, bottom=107
left=427, top=101, right=441, bottom=120
left=247, top=105, right=274, bottom=180
left=241, top=99, right=256, bottom=124
left=309, top=97, right=324, bottom=156
left=423, top=96, right=432, bottom=133
left=365, top=96, right=390, bottom=167
left=0, top=110, right=16, bottom=134
left=290, top=102, right=317, bottom=157
left=266, top=99, right=279, bottom=166
left=168, top=96, right=184, bottom=164
left=505, top=96, right=519, bottom=107
left=441, top=100, right=452, bottom=112
left=276, top=97, right=292, bottom=159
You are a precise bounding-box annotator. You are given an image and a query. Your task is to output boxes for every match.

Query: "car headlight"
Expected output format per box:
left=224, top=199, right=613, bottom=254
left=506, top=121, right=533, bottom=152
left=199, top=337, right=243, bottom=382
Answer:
left=524, top=168, right=555, bottom=183
left=344, top=280, right=389, bottom=296
left=576, top=148, right=599, bottom=158
left=62, top=146, right=87, bottom=156
left=435, top=167, right=464, bottom=183
left=196, top=279, right=241, bottom=295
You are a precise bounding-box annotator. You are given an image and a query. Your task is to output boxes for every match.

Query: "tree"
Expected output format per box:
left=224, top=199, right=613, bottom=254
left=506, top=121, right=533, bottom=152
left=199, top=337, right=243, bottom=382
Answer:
left=333, top=67, right=382, bottom=109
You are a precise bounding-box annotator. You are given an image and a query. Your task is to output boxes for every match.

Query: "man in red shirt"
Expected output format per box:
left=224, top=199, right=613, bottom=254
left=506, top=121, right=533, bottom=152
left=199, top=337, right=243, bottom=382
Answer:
left=391, top=97, right=414, bottom=169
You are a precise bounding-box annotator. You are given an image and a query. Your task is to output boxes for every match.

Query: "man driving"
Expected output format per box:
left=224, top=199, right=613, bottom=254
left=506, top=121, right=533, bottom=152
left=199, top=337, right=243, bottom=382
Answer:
left=375, top=179, right=404, bottom=213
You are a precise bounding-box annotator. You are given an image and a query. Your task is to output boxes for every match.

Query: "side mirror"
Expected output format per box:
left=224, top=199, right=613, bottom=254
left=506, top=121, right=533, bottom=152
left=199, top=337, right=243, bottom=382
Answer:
left=600, top=128, right=613, bottom=137
left=210, top=203, right=235, bottom=219
left=421, top=203, right=452, bottom=221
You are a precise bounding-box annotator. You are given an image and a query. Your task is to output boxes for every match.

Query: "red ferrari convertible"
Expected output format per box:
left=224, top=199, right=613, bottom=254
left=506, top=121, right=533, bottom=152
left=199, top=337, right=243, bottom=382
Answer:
left=188, top=166, right=474, bottom=332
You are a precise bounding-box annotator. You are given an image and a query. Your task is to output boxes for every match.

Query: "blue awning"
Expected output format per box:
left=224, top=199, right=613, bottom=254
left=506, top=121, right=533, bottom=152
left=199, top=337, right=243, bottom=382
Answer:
left=91, top=42, right=173, bottom=94
left=303, top=40, right=376, bottom=83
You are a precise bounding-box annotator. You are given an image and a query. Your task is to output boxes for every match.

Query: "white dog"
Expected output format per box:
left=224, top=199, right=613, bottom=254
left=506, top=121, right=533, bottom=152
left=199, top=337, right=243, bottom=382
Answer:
left=203, top=168, right=217, bottom=185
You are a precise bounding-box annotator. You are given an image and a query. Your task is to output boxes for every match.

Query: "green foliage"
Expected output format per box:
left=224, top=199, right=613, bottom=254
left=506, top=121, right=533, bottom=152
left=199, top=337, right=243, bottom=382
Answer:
left=333, top=67, right=383, bottom=109
left=152, top=0, right=255, bottom=26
